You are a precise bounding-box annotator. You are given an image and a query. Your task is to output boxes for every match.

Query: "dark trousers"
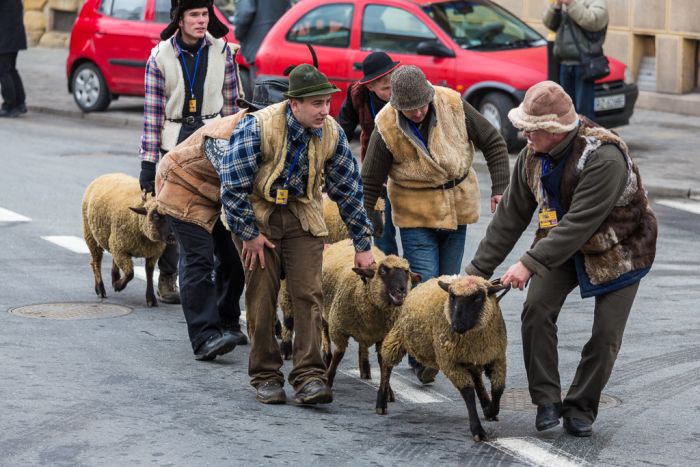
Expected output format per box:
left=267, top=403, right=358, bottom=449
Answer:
left=560, top=64, right=595, bottom=120
left=169, top=217, right=245, bottom=351
left=0, top=52, right=26, bottom=110
left=521, top=260, right=639, bottom=423
left=233, top=207, right=326, bottom=391
left=158, top=242, right=179, bottom=275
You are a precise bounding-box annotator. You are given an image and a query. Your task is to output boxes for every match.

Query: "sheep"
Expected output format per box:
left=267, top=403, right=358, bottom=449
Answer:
left=277, top=196, right=386, bottom=359
left=82, top=173, right=175, bottom=307
left=319, top=241, right=421, bottom=389
left=376, top=275, right=510, bottom=442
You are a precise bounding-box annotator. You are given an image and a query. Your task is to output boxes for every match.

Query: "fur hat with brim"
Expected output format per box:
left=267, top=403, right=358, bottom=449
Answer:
left=237, top=78, right=289, bottom=111
left=284, top=64, right=340, bottom=98
left=508, top=80, right=579, bottom=133
left=160, top=0, right=229, bottom=41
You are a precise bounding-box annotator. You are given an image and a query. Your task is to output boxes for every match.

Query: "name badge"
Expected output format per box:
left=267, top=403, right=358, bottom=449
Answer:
left=188, top=98, right=197, bottom=113
left=275, top=189, right=289, bottom=205
left=538, top=208, right=558, bottom=229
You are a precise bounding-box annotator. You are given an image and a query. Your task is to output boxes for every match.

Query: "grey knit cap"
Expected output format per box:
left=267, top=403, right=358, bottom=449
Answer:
left=389, top=65, right=435, bottom=111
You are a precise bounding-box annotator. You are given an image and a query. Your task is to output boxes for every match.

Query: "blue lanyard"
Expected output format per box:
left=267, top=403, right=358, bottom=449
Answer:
left=409, top=120, right=428, bottom=148
left=178, top=43, right=202, bottom=99
left=283, top=144, right=305, bottom=188
left=368, top=92, right=377, bottom=119
left=540, top=156, right=551, bottom=206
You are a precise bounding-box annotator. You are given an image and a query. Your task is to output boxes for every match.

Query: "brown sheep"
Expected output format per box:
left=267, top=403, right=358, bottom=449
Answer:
left=82, top=173, right=175, bottom=306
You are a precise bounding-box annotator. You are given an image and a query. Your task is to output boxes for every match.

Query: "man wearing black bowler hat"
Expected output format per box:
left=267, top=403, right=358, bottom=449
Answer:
left=337, top=51, right=401, bottom=256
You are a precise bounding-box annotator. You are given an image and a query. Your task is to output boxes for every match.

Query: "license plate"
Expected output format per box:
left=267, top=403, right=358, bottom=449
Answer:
left=594, top=94, right=625, bottom=112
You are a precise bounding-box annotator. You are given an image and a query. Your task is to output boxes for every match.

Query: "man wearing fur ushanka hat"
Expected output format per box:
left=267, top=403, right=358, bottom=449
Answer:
left=466, top=80, right=657, bottom=437
left=138, top=0, right=243, bottom=328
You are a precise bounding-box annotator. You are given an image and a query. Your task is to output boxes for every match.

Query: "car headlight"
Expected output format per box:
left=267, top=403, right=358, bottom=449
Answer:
left=624, top=66, right=634, bottom=84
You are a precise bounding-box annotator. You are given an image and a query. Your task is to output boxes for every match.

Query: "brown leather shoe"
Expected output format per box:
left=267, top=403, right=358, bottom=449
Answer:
left=293, top=379, right=333, bottom=405
left=256, top=381, right=287, bottom=404
left=157, top=273, right=181, bottom=304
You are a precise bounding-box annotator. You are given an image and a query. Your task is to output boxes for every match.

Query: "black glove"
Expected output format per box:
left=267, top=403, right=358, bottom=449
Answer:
left=139, top=161, right=156, bottom=195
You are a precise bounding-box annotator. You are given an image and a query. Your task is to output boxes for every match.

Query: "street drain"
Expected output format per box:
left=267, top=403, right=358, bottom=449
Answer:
left=500, top=388, right=620, bottom=411
left=8, top=302, right=132, bottom=320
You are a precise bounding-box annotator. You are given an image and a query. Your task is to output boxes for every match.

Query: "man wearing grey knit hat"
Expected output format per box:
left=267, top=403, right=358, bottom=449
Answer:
left=465, top=80, right=657, bottom=437
left=362, top=65, right=510, bottom=384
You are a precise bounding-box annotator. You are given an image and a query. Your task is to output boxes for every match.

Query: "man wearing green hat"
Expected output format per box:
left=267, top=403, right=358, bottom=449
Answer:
left=220, top=64, right=376, bottom=405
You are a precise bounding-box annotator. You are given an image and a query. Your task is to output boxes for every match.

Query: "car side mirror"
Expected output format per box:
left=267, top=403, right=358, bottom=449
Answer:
left=416, top=40, right=456, bottom=58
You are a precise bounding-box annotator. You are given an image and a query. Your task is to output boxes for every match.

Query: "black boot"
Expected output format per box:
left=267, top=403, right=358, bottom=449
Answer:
left=223, top=325, right=248, bottom=345
left=563, top=417, right=593, bottom=437
left=535, top=402, right=562, bottom=431
left=194, top=333, right=237, bottom=361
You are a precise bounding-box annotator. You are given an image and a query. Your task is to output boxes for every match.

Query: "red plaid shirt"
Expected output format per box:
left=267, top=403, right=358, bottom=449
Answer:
left=139, top=36, right=239, bottom=163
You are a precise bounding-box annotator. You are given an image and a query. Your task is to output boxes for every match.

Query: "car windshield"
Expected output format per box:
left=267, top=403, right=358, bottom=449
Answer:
left=422, top=0, right=546, bottom=50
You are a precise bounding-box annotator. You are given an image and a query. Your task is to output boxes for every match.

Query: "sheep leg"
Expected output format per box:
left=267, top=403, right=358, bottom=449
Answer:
left=145, top=256, right=158, bottom=307
left=111, top=254, right=134, bottom=292
left=375, top=362, right=394, bottom=415
left=280, top=314, right=293, bottom=361
left=321, top=318, right=332, bottom=367
left=89, top=246, right=106, bottom=298
left=459, top=386, right=488, bottom=442
left=469, top=368, right=491, bottom=410
left=358, top=345, right=371, bottom=380
left=325, top=336, right=347, bottom=388
left=111, top=260, right=121, bottom=288
left=483, top=360, right=506, bottom=422
left=375, top=341, right=394, bottom=402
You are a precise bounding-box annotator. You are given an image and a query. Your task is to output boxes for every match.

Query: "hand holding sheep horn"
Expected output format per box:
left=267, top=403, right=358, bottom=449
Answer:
left=500, top=261, right=533, bottom=291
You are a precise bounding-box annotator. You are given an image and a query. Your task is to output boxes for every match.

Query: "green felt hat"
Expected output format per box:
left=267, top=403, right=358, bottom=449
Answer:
left=284, top=64, right=340, bottom=98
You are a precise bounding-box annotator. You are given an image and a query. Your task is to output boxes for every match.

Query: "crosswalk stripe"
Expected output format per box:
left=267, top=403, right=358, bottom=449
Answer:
left=340, top=368, right=451, bottom=404
left=488, top=437, right=589, bottom=467
left=42, top=236, right=90, bottom=254
left=0, top=207, right=31, bottom=222
left=657, top=199, right=700, bottom=215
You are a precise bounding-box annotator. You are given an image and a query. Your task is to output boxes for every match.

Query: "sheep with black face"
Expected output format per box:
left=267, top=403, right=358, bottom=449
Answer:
left=377, top=275, right=509, bottom=442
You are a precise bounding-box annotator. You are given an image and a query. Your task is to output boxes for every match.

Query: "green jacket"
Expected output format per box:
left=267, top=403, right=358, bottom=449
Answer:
left=543, top=0, right=608, bottom=64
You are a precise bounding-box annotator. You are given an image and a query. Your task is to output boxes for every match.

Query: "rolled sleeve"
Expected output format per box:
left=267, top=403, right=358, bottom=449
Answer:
left=139, top=56, right=165, bottom=163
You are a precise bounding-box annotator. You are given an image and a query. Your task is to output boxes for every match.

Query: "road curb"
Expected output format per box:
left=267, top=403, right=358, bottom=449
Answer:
left=28, top=105, right=142, bottom=129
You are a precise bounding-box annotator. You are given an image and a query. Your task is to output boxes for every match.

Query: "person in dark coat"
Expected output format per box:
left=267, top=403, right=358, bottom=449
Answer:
left=0, top=0, right=28, bottom=118
left=232, top=0, right=290, bottom=84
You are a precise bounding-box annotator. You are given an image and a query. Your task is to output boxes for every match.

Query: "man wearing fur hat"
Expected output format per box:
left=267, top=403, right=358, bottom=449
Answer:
left=361, top=65, right=510, bottom=384
left=138, top=0, right=241, bottom=305
left=465, top=81, right=657, bottom=437
left=220, top=64, right=375, bottom=405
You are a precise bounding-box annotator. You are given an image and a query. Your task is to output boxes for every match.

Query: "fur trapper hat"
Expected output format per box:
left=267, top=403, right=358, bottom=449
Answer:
left=160, top=0, right=229, bottom=41
left=508, top=81, right=579, bottom=133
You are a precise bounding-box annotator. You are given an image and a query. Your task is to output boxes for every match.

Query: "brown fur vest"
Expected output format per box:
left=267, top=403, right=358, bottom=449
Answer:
left=374, top=86, right=479, bottom=230
left=525, top=122, right=657, bottom=286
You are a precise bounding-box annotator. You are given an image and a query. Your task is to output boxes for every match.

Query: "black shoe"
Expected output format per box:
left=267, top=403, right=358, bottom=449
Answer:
left=563, top=416, right=593, bottom=437
left=0, top=106, right=21, bottom=118
left=412, top=362, right=439, bottom=384
left=536, top=402, right=562, bottom=431
left=223, top=327, right=248, bottom=345
left=256, top=381, right=287, bottom=404
left=15, top=103, right=27, bottom=114
left=293, top=379, right=333, bottom=405
left=194, top=333, right=237, bottom=361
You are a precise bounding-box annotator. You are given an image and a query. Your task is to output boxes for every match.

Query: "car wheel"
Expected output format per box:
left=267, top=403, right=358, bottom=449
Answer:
left=478, top=92, right=524, bottom=153
left=72, top=62, right=111, bottom=112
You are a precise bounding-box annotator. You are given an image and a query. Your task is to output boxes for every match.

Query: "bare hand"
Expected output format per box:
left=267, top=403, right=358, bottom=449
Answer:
left=242, top=234, right=275, bottom=270
left=354, top=250, right=375, bottom=268
left=501, top=261, right=533, bottom=290
left=490, top=195, right=503, bottom=213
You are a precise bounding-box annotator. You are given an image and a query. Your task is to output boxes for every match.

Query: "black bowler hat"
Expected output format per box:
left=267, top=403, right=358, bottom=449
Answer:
left=358, top=52, right=400, bottom=85
left=237, top=78, right=289, bottom=111
left=160, top=0, right=229, bottom=41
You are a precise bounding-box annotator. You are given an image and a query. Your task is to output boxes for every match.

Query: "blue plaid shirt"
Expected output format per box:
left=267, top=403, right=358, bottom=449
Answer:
left=220, top=105, right=373, bottom=251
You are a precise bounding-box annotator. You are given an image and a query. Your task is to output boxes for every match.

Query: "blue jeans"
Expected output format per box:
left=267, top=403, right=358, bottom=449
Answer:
left=374, top=197, right=399, bottom=256
left=401, top=225, right=467, bottom=369
left=560, top=64, right=595, bottom=120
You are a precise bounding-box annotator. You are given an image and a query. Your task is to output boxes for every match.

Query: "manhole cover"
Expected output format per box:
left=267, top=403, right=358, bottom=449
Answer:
left=9, top=303, right=133, bottom=320
left=500, top=388, right=620, bottom=411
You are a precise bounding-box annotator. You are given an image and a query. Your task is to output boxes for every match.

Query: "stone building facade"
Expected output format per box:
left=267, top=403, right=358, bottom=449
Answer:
left=493, top=0, right=700, bottom=95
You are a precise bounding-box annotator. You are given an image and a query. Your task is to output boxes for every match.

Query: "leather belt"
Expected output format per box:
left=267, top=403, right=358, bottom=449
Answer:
left=166, top=113, right=218, bottom=124
left=435, top=173, right=468, bottom=190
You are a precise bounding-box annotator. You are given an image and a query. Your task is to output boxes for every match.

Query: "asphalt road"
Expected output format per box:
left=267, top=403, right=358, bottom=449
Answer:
left=0, top=113, right=699, bottom=466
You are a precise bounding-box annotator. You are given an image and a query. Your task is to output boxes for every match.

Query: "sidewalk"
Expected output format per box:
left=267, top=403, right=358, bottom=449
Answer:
left=15, top=47, right=700, bottom=199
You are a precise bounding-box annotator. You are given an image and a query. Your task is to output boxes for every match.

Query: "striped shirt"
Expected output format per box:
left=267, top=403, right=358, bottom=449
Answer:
left=139, top=35, right=239, bottom=163
left=219, top=105, right=373, bottom=251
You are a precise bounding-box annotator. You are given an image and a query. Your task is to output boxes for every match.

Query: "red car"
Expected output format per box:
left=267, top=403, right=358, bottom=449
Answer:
left=255, top=0, right=638, bottom=149
left=66, top=0, right=238, bottom=112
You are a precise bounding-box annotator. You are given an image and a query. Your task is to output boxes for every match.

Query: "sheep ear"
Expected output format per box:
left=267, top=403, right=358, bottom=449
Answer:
left=130, top=206, right=148, bottom=216
left=438, top=280, right=450, bottom=293
left=409, top=271, right=422, bottom=286
left=352, top=267, right=375, bottom=284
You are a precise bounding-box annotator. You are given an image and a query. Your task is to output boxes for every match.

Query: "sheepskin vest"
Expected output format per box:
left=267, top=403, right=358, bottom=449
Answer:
left=525, top=122, right=657, bottom=297
left=374, top=86, right=480, bottom=230
left=249, top=101, right=340, bottom=237
left=152, top=33, right=227, bottom=152
left=155, top=110, right=248, bottom=233
left=349, top=83, right=377, bottom=161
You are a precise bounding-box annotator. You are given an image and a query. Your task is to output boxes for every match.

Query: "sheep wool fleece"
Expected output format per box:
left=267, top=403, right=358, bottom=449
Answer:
left=374, top=86, right=480, bottom=230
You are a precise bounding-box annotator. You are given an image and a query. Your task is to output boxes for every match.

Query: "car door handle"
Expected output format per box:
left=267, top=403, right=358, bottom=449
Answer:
left=353, top=62, right=362, bottom=71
